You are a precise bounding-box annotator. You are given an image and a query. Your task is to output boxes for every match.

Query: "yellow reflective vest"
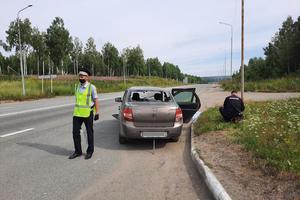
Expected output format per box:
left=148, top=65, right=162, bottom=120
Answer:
left=73, top=83, right=92, bottom=117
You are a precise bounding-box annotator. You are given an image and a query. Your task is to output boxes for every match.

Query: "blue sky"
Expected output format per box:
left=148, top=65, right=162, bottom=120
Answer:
left=1, top=0, right=300, bottom=76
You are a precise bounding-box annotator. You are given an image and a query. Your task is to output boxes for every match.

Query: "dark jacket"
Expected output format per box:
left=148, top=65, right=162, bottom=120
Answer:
left=222, top=94, right=245, bottom=120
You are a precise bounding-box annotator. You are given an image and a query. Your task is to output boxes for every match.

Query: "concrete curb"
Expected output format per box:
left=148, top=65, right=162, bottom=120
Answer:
left=190, top=111, right=232, bottom=200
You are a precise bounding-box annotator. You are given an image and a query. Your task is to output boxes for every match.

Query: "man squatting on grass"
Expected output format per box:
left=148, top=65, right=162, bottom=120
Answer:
left=219, top=90, right=245, bottom=122
left=69, top=68, right=99, bottom=160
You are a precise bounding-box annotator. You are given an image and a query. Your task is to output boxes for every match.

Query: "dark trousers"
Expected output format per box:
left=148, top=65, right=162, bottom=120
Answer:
left=219, top=107, right=230, bottom=122
left=219, top=107, right=243, bottom=122
left=72, top=112, right=94, bottom=154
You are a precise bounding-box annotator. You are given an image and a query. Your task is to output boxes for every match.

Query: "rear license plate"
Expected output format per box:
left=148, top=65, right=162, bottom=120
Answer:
left=141, top=132, right=167, bottom=138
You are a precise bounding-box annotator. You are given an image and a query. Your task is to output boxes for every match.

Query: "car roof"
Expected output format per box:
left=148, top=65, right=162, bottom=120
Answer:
left=128, top=86, right=168, bottom=92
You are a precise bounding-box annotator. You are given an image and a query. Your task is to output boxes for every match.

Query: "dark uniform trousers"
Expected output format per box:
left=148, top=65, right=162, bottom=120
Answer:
left=72, top=111, right=94, bottom=154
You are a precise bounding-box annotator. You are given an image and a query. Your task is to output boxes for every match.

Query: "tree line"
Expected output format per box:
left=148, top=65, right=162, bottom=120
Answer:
left=233, top=16, right=300, bottom=81
left=0, top=17, right=204, bottom=83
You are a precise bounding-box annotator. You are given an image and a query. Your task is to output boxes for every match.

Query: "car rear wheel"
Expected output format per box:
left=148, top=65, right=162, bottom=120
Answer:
left=119, top=134, right=127, bottom=144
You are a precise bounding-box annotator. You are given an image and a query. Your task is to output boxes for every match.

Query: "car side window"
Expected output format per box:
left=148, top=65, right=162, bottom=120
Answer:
left=173, top=91, right=194, bottom=103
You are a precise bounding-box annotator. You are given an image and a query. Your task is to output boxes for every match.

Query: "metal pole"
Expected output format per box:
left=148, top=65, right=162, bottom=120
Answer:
left=123, top=57, right=126, bottom=86
left=51, top=62, right=53, bottom=93
left=230, top=27, right=233, bottom=78
left=219, top=22, right=233, bottom=79
left=42, top=60, right=44, bottom=93
left=17, top=5, right=32, bottom=96
left=17, top=16, right=25, bottom=95
left=241, top=0, right=245, bottom=100
left=224, top=49, right=227, bottom=77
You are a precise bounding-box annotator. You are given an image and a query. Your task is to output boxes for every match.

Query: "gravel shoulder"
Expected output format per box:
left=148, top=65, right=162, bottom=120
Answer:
left=195, top=85, right=300, bottom=200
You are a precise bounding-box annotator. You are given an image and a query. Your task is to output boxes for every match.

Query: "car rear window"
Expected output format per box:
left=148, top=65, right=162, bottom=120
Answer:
left=129, top=90, right=173, bottom=102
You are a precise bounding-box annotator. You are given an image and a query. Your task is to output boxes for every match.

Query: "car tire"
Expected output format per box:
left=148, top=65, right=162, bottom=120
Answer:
left=170, top=136, right=179, bottom=142
left=119, top=135, right=127, bottom=144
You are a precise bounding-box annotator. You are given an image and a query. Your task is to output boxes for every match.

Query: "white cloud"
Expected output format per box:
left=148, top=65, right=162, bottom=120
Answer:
left=1, top=0, right=299, bottom=76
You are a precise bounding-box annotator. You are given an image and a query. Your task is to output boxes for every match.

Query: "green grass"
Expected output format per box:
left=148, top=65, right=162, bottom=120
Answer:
left=0, top=76, right=183, bottom=101
left=221, top=76, right=300, bottom=92
left=194, top=98, right=300, bottom=176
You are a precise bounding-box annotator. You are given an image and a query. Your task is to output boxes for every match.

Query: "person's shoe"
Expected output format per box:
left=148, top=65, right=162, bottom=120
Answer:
left=85, top=153, right=92, bottom=160
left=68, top=152, right=82, bottom=159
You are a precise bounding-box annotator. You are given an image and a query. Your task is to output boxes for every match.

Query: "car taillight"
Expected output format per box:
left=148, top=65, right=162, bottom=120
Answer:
left=175, top=108, right=183, bottom=122
left=123, top=107, right=133, bottom=121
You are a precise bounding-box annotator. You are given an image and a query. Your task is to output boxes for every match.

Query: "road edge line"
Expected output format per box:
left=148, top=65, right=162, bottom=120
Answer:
left=0, top=128, right=35, bottom=138
left=190, top=111, right=232, bottom=200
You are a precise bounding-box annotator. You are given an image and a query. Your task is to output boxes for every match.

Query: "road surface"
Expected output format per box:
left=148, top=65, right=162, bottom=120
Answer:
left=0, top=85, right=214, bottom=200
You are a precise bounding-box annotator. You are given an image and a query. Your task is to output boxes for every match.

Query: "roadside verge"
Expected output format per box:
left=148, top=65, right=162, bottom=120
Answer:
left=190, top=111, right=232, bottom=200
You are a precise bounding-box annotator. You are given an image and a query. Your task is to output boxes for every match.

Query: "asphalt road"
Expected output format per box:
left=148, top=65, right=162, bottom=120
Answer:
left=0, top=84, right=213, bottom=200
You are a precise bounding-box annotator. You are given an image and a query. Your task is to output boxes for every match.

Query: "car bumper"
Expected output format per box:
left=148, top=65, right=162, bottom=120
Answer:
left=120, top=121, right=183, bottom=139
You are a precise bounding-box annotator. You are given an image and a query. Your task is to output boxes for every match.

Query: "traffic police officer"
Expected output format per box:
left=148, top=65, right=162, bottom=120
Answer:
left=69, top=68, right=99, bottom=160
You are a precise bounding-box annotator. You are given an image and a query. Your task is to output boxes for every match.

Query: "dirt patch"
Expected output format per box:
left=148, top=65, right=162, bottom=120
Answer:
left=194, top=131, right=300, bottom=200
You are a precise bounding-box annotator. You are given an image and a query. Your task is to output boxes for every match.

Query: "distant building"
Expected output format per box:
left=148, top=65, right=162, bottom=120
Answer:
left=201, top=76, right=231, bottom=83
left=183, top=77, right=188, bottom=84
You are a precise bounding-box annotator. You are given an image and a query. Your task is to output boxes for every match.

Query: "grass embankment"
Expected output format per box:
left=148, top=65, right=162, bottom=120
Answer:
left=194, top=98, right=300, bottom=176
left=0, top=76, right=183, bottom=101
left=221, top=76, right=300, bottom=92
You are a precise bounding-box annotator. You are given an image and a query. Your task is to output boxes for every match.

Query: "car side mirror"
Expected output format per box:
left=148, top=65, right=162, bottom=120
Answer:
left=115, top=97, right=122, bottom=102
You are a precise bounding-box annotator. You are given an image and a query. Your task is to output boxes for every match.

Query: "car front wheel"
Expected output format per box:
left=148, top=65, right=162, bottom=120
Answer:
left=170, top=136, right=179, bottom=142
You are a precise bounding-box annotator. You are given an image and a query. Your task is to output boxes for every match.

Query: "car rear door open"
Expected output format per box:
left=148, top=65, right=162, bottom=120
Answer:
left=172, top=88, right=201, bottom=123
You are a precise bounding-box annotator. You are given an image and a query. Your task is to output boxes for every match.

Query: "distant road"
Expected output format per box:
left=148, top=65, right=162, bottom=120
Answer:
left=0, top=85, right=213, bottom=200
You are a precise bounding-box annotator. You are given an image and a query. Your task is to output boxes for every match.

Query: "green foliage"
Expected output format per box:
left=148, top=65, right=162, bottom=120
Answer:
left=6, top=18, right=32, bottom=51
left=45, top=17, right=72, bottom=73
left=31, top=28, right=48, bottom=59
left=194, top=99, right=300, bottom=175
left=194, top=107, right=238, bottom=134
left=221, top=76, right=300, bottom=92
left=162, top=62, right=182, bottom=80
left=234, top=16, right=300, bottom=82
left=146, top=57, right=162, bottom=77
left=0, top=52, right=5, bottom=74
left=70, top=37, right=82, bottom=74
left=0, top=76, right=183, bottom=101
left=125, top=46, right=145, bottom=76
left=82, top=37, right=104, bottom=76
left=102, top=42, right=120, bottom=76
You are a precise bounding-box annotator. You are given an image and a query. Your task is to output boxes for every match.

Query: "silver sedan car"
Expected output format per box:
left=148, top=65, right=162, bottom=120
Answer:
left=114, top=87, right=201, bottom=144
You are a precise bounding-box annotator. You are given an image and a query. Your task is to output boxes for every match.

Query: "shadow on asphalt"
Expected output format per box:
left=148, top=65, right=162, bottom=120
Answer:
left=93, top=119, right=167, bottom=151
left=17, top=142, right=73, bottom=156
left=182, top=123, right=214, bottom=200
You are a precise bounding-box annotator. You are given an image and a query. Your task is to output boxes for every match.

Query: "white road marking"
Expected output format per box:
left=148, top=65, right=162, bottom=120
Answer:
left=0, top=97, right=115, bottom=118
left=0, top=104, right=73, bottom=117
left=0, top=128, right=35, bottom=138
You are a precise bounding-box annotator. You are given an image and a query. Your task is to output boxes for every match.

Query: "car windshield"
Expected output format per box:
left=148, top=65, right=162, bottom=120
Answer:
left=129, top=90, right=173, bottom=103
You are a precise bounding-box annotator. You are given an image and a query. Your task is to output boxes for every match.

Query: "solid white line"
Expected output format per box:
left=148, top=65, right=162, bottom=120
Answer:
left=0, top=128, right=35, bottom=138
left=0, top=97, right=116, bottom=118
left=0, top=104, right=73, bottom=117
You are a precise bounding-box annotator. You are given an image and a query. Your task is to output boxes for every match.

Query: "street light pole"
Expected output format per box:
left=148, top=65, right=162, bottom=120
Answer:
left=123, top=56, right=126, bottom=86
left=241, top=0, right=245, bottom=100
left=17, top=4, right=32, bottom=96
left=219, top=21, right=233, bottom=79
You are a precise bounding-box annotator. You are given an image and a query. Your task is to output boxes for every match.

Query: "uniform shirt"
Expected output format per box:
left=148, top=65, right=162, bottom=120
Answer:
left=77, top=81, right=98, bottom=107
left=222, top=94, right=245, bottom=119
